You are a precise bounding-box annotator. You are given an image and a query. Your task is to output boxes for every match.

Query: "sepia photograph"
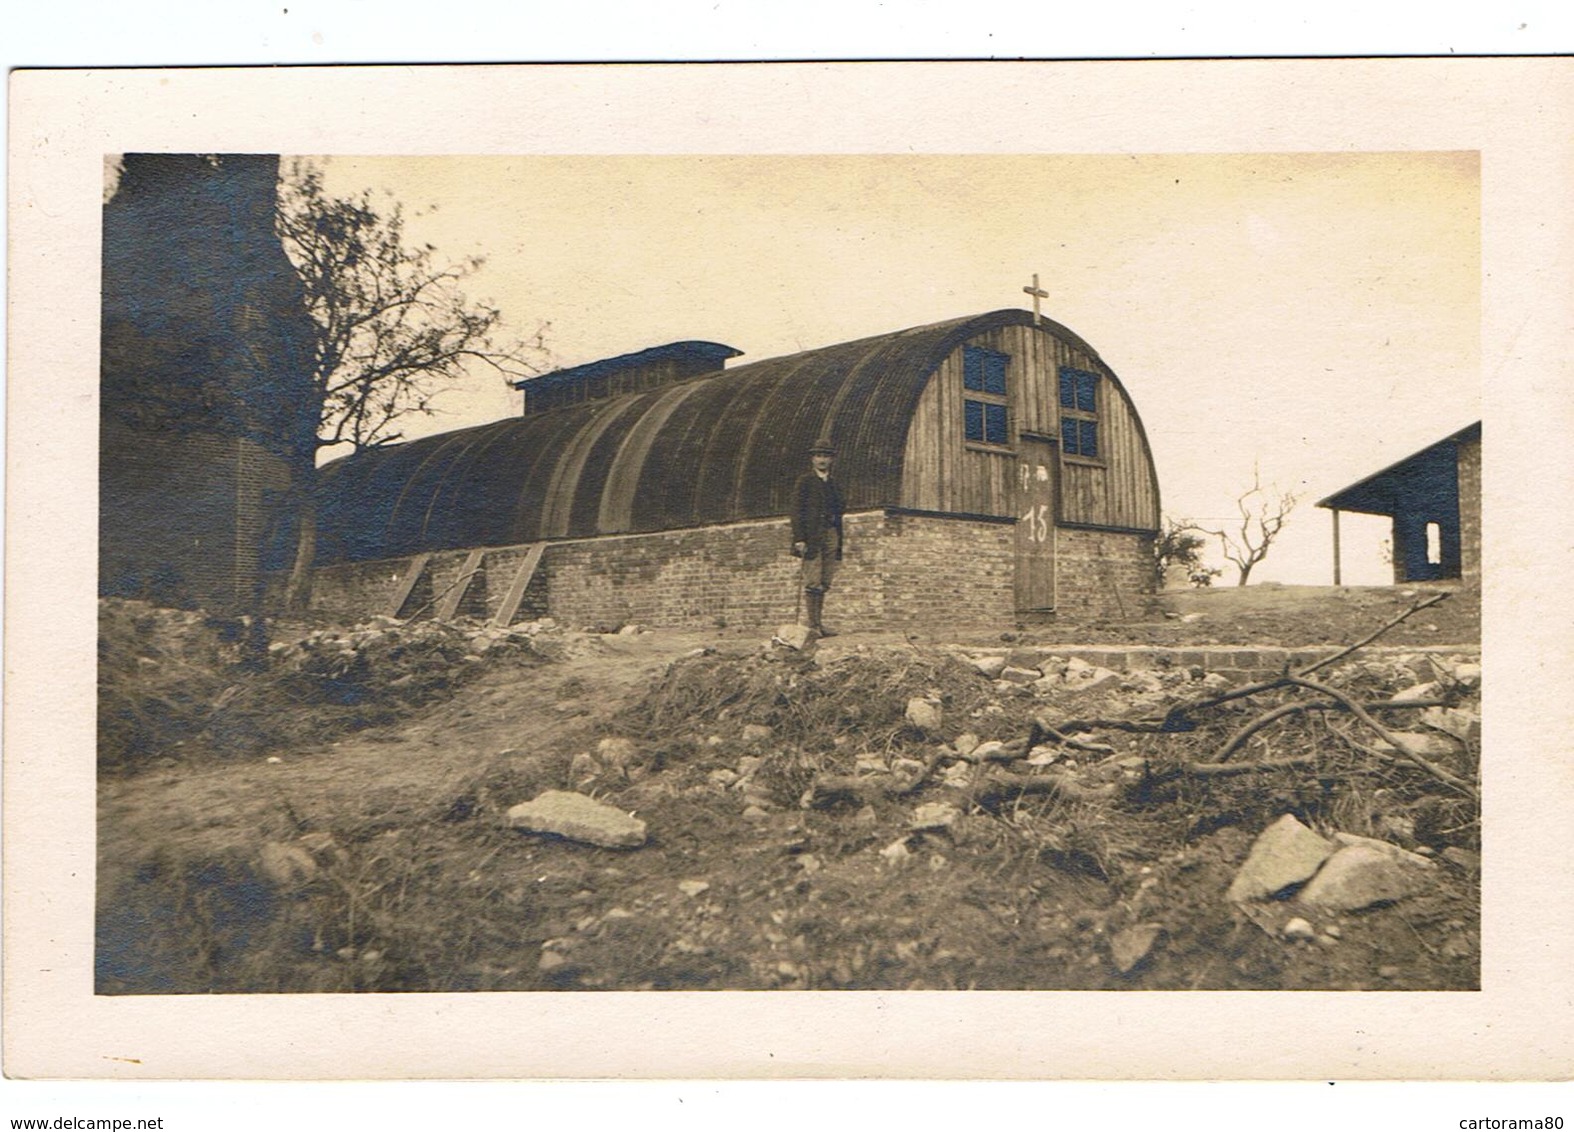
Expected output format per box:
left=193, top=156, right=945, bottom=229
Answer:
left=6, top=59, right=1570, bottom=1083
left=93, top=149, right=1481, bottom=995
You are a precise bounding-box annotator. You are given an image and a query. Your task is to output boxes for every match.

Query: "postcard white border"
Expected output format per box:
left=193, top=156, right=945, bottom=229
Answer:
left=6, top=60, right=1573, bottom=1080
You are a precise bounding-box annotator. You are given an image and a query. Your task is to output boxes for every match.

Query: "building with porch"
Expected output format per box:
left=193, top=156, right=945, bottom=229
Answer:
left=1317, top=422, right=1482, bottom=586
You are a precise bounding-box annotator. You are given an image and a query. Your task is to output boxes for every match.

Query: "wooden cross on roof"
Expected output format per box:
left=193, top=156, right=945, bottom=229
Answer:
left=1023, top=273, right=1049, bottom=323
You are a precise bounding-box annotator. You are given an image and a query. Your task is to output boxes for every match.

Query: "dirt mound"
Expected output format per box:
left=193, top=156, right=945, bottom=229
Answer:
left=97, top=598, right=561, bottom=768
left=97, top=611, right=1480, bottom=993
left=1001, top=583, right=1480, bottom=648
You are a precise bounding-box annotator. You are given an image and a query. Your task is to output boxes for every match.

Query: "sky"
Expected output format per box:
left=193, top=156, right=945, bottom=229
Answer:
left=312, top=151, right=1480, bottom=586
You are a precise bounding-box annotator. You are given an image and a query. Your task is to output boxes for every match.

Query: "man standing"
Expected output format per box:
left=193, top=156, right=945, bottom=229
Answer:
left=791, top=436, right=845, bottom=638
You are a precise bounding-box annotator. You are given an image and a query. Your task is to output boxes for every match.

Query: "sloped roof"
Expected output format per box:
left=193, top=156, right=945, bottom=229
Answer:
left=316, top=309, right=1105, bottom=563
left=1316, top=422, right=1481, bottom=515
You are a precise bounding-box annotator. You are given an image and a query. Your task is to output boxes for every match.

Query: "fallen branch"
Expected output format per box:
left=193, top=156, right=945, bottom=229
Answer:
left=804, top=746, right=949, bottom=809
left=1162, top=677, right=1292, bottom=729
left=963, top=770, right=1117, bottom=808
left=1055, top=717, right=1174, bottom=735
left=1286, top=676, right=1477, bottom=800
left=1160, top=591, right=1453, bottom=729
left=1177, top=755, right=1320, bottom=778
left=1210, top=697, right=1454, bottom=763
left=1295, top=591, right=1450, bottom=679
left=1030, top=716, right=1115, bottom=754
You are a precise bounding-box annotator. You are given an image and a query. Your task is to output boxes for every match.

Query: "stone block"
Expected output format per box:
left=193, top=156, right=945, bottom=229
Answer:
left=1227, top=814, right=1335, bottom=903
left=972, top=655, right=1008, bottom=679
left=506, top=791, right=648, bottom=849
left=1300, top=844, right=1426, bottom=912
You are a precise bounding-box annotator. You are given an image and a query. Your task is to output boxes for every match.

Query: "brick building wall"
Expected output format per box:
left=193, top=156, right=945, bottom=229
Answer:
left=100, top=420, right=294, bottom=612
left=308, top=509, right=1153, bottom=630
left=1052, top=527, right=1158, bottom=620
left=1456, top=434, right=1481, bottom=585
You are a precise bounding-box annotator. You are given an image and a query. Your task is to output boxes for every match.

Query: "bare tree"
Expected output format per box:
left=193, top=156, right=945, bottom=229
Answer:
left=275, top=159, right=549, bottom=608
left=1190, top=465, right=1299, bottom=587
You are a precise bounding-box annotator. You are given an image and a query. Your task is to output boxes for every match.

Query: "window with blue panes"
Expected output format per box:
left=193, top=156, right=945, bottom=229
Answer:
left=964, top=346, right=1009, bottom=395
left=963, top=346, right=1011, bottom=446
left=1058, top=365, right=1101, bottom=458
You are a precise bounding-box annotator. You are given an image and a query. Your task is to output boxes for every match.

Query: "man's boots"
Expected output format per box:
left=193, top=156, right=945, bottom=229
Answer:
left=804, top=589, right=837, bottom=638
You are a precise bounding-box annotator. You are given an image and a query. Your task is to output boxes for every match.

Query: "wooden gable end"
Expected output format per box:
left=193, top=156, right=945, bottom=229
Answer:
left=899, top=322, right=1160, bottom=532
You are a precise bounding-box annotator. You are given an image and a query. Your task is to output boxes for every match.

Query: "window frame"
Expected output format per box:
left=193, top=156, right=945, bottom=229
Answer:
left=962, top=345, right=1013, bottom=451
left=1057, top=365, right=1104, bottom=464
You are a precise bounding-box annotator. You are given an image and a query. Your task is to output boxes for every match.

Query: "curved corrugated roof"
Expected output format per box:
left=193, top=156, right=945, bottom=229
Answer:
left=316, top=309, right=1107, bottom=563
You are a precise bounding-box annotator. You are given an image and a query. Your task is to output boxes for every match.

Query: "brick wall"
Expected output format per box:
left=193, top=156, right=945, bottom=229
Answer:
left=307, top=510, right=1154, bottom=630
left=100, top=421, right=295, bottom=613
left=1456, top=434, right=1481, bottom=584
left=310, top=558, right=414, bottom=618
left=1052, top=527, right=1158, bottom=620
left=872, top=511, right=1015, bottom=626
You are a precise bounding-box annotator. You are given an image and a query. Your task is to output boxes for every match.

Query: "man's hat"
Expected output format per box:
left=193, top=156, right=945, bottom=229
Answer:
left=808, top=435, right=836, bottom=456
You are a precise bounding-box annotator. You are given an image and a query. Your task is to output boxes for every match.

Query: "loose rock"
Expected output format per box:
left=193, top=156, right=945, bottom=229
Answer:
left=1449, top=662, right=1482, bottom=689
left=1332, top=831, right=1433, bottom=869
left=1442, top=847, right=1481, bottom=876
left=678, top=879, right=710, bottom=898
left=506, top=791, right=648, bottom=849
left=1379, top=731, right=1458, bottom=759
left=1066, top=665, right=1121, bottom=693
left=597, top=737, right=639, bottom=769
left=1300, top=844, right=1426, bottom=912
left=1227, top=815, right=1336, bottom=903
left=259, top=841, right=318, bottom=888
left=772, top=624, right=816, bottom=651
left=905, top=698, right=943, bottom=732
left=879, top=838, right=913, bottom=866
left=909, top=802, right=961, bottom=833
left=1420, top=707, right=1480, bottom=745
left=891, top=756, right=927, bottom=779
left=1000, top=666, right=1042, bottom=685
left=969, top=740, right=1011, bottom=763
left=1110, top=923, right=1164, bottom=974
left=1282, top=917, right=1317, bottom=942
left=972, top=655, right=1008, bottom=679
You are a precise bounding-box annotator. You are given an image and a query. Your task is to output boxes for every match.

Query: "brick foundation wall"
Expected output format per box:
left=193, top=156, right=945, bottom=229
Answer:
left=537, top=518, right=807, bottom=630
left=307, top=510, right=1153, bottom=630
left=1052, top=527, right=1158, bottom=620
left=308, top=557, right=412, bottom=617
left=872, top=511, right=1015, bottom=627
left=1457, top=435, right=1481, bottom=584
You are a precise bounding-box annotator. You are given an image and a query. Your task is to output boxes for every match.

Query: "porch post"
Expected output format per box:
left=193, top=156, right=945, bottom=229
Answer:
left=1331, top=508, right=1342, bottom=586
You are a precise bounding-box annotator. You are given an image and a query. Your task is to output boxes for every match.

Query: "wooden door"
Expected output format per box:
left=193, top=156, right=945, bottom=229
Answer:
left=1014, top=435, right=1057, bottom=611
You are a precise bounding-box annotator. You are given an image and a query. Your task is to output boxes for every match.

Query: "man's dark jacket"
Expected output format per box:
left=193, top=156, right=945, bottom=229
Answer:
left=792, top=471, right=844, bottom=560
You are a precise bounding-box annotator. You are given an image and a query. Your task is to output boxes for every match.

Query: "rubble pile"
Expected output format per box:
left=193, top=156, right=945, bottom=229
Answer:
left=97, top=598, right=564, bottom=766
left=269, top=615, right=561, bottom=707
left=100, top=588, right=1481, bottom=993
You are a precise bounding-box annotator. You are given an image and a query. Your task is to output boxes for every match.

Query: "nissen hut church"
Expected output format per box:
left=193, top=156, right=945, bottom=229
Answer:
left=312, top=309, right=1162, bottom=630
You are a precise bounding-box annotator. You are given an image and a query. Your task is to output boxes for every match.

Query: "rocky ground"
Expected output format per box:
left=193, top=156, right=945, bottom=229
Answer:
left=96, top=584, right=1480, bottom=993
